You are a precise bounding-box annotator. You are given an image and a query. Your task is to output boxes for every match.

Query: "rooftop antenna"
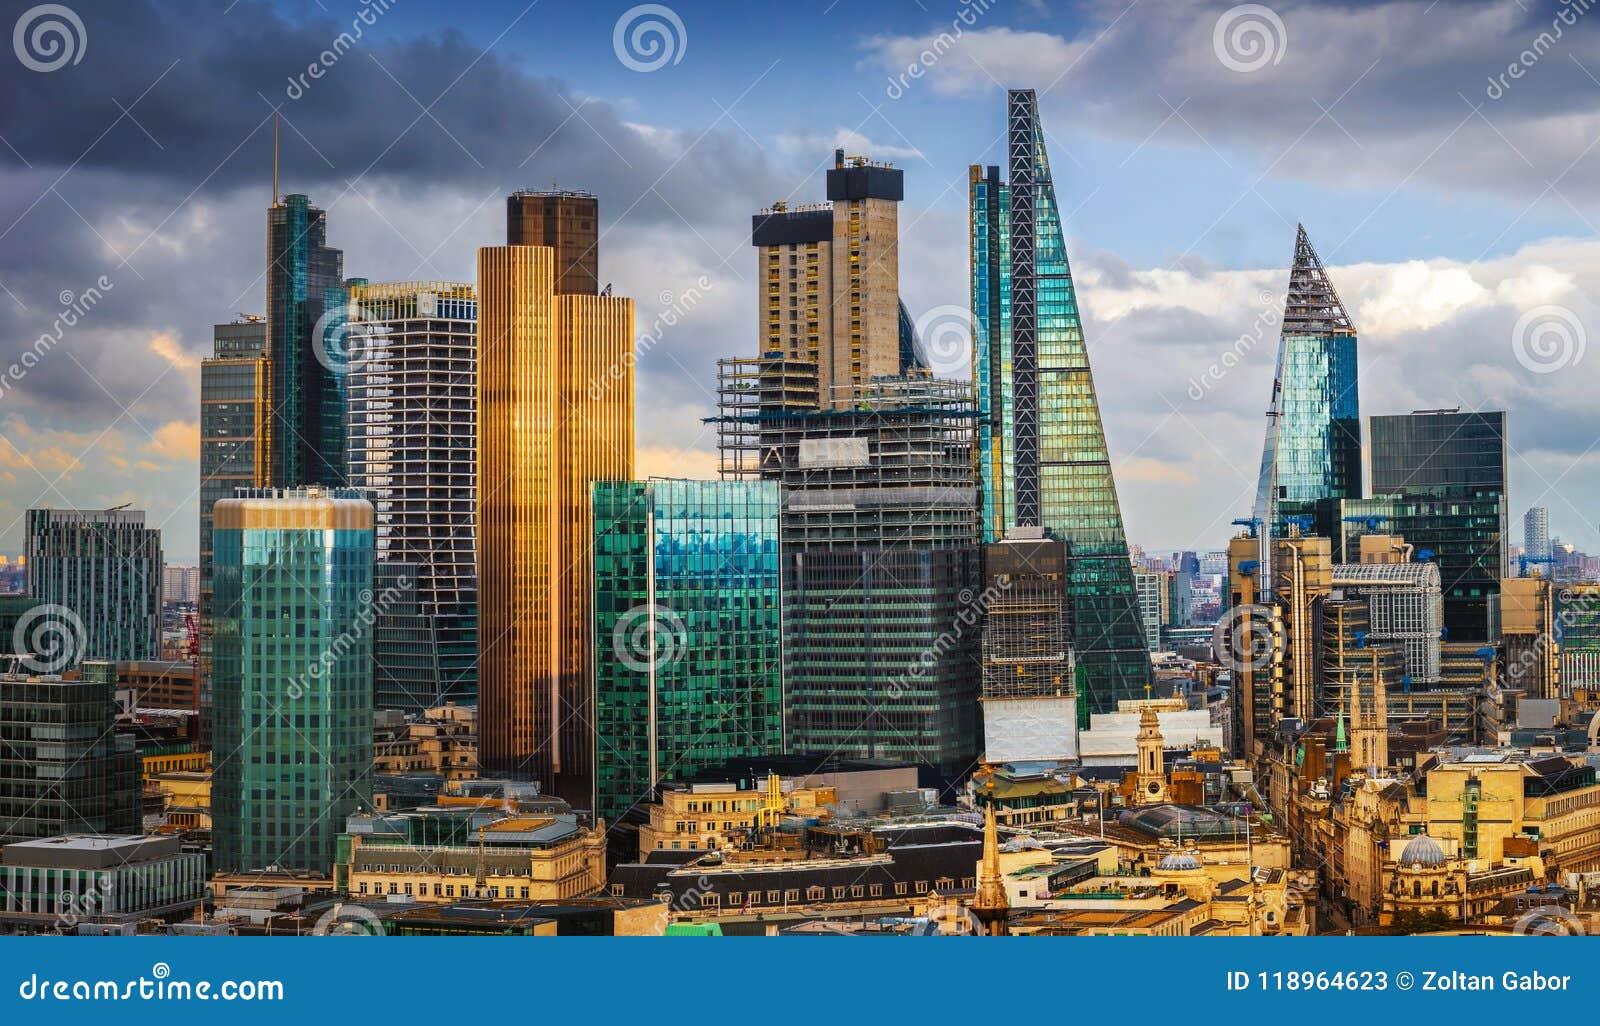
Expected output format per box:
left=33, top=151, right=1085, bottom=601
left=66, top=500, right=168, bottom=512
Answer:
left=272, top=111, right=280, bottom=207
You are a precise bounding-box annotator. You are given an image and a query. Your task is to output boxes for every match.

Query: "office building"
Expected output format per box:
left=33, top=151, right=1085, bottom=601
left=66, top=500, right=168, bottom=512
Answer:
left=477, top=217, right=633, bottom=804
left=1253, top=224, right=1361, bottom=583
left=162, top=564, right=199, bottom=606
left=979, top=529, right=1077, bottom=763
left=1336, top=409, right=1508, bottom=641
left=210, top=488, right=375, bottom=874
left=347, top=280, right=479, bottom=710
left=1524, top=506, right=1551, bottom=562
left=1559, top=584, right=1600, bottom=691
left=1501, top=576, right=1560, bottom=700
left=507, top=189, right=599, bottom=296
left=714, top=363, right=981, bottom=776
left=0, top=671, right=140, bottom=842
left=199, top=316, right=270, bottom=736
left=0, top=835, right=207, bottom=928
left=1133, top=569, right=1168, bottom=651
left=591, top=478, right=783, bottom=823
left=25, top=507, right=162, bottom=666
left=969, top=89, right=1151, bottom=712
left=267, top=192, right=350, bottom=488
left=752, top=150, right=925, bottom=406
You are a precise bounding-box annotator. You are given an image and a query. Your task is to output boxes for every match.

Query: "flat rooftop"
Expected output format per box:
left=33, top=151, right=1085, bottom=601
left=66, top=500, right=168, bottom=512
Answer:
left=3, top=833, right=182, bottom=868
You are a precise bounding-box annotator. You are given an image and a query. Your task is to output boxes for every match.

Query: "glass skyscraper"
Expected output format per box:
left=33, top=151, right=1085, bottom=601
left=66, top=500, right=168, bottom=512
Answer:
left=211, top=488, right=375, bottom=874
left=969, top=88, right=1151, bottom=713
left=266, top=193, right=349, bottom=489
left=25, top=507, right=163, bottom=666
left=590, top=479, right=782, bottom=824
left=1253, top=224, right=1361, bottom=573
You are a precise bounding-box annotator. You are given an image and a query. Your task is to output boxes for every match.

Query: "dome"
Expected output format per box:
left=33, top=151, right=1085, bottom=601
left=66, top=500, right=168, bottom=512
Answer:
left=1399, top=834, right=1447, bottom=869
left=1157, top=852, right=1202, bottom=873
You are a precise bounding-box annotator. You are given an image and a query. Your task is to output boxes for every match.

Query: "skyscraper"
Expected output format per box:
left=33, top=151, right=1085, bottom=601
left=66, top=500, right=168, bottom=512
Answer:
left=346, top=281, right=479, bottom=711
left=199, top=316, right=270, bottom=738
left=590, top=478, right=782, bottom=823
left=25, top=508, right=162, bottom=665
left=266, top=192, right=349, bottom=488
left=477, top=216, right=633, bottom=806
left=1524, top=506, right=1551, bottom=561
left=752, top=150, right=924, bottom=405
left=211, top=488, right=375, bottom=874
left=1333, top=409, right=1508, bottom=641
left=507, top=190, right=599, bottom=296
left=1254, top=224, right=1361, bottom=568
left=969, top=89, right=1151, bottom=713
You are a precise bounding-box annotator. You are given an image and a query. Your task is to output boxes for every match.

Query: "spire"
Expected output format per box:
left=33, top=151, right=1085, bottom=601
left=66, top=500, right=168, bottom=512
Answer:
left=272, top=111, right=280, bottom=208
left=971, top=783, right=1010, bottom=935
left=1335, top=703, right=1348, bottom=753
left=1283, top=224, right=1353, bottom=335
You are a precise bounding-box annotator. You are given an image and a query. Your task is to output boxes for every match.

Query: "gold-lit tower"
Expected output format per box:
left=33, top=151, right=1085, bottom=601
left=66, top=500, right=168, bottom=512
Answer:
left=477, top=207, right=633, bottom=806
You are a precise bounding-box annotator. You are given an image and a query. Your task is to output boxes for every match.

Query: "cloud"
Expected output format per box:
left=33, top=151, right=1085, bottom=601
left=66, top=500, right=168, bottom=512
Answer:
left=148, top=420, right=199, bottom=464
left=637, top=446, right=722, bottom=481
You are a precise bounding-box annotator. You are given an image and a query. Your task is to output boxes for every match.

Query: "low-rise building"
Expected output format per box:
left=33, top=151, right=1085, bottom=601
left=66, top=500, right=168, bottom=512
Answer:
left=0, top=835, right=206, bottom=931
left=373, top=704, right=477, bottom=780
left=638, top=777, right=837, bottom=854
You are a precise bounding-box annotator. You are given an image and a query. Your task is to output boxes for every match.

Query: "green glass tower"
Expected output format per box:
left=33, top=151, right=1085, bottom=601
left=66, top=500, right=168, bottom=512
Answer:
left=211, top=488, right=375, bottom=874
left=590, top=479, right=782, bottom=823
left=969, top=88, right=1151, bottom=712
left=1253, top=225, right=1361, bottom=577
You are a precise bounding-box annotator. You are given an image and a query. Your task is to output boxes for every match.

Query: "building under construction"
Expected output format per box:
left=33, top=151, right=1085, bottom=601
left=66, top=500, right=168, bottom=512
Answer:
left=709, top=358, right=981, bottom=778
left=979, top=529, right=1077, bottom=763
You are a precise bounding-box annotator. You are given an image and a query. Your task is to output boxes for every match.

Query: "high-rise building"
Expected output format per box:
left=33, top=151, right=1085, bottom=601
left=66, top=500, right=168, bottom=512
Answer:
left=210, top=488, right=375, bottom=874
left=969, top=89, right=1151, bottom=712
left=199, top=316, right=270, bottom=744
left=506, top=190, right=599, bottom=296
left=161, top=564, right=199, bottom=605
left=266, top=193, right=349, bottom=489
left=25, top=508, right=162, bottom=666
left=1524, top=506, right=1551, bottom=562
left=714, top=362, right=981, bottom=775
left=1501, top=576, right=1560, bottom=700
left=590, top=478, right=783, bottom=823
left=1337, top=409, right=1508, bottom=641
left=979, top=529, right=1077, bottom=764
left=1133, top=569, right=1168, bottom=651
left=1557, top=584, right=1600, bottom=691
left=477, top=219, right=633, bottom=805
left=0, top=670, right=140, bottom=842
left=752, top=150, right=924, bottom=406
left=1253, top=224, right=1361, bottom=576
left=346, top=281, right=479, bottom=711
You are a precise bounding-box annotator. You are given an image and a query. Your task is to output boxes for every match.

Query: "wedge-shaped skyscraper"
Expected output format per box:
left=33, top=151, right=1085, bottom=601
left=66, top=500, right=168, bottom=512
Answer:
left=969, top=89, right=1151, bottom=713
left=1253, top=225, right=1361, bottom=584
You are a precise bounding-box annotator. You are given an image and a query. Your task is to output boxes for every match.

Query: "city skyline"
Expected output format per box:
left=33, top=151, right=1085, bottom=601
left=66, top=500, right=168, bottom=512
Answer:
left=0, top=1, right=1597, bottom=564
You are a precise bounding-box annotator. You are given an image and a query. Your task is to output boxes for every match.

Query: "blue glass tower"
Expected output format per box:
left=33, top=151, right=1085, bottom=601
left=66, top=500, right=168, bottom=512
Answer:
left=211, top=488, right=375, bottom=873
left=591, top=479, right=782, bottom=823
left=969, top=89, right=1151, bottom=713
left=1254, top=224, right=1361, bottom=581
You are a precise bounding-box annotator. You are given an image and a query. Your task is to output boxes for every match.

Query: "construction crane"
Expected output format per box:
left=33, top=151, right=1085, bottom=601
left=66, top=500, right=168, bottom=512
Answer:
left=1518, top=553, right=1557, bottom=578
left=1342, top=515, right=1387, bottom=533
left=1232, top=517, right=1263, bottom=538
left=1284, top=514, right=1316, bottom=535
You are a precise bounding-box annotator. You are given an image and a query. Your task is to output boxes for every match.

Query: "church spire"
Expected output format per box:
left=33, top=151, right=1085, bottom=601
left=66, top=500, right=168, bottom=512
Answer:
left=971, top=785, right=1010, bottom=935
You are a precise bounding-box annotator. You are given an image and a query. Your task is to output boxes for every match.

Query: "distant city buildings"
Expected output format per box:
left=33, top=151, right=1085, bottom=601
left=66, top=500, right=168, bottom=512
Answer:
left=162, top=564, right=199, bottom=606
left=210, top=488, right=375, bottom=874
left=1525, top=506, right=1551, bottom=561
left=25, top=507, right=163, bottom=666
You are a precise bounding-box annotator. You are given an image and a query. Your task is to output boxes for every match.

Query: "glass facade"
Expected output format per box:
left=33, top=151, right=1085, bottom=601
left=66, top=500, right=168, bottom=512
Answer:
left=211, top=489, right=375, bottom=874
left=1332, top=410, right=1508, bottom=642
left=266, top=194, right=347, bottom=489
left=1254, top=225, right=1361, bottom=560
left=969, top=89, right=1151, bottom=713
left=591, top=480, right=781, bottom=823
left=0, top=676, right=140, bottom=842
left=25, top=508, right=163, bottom=665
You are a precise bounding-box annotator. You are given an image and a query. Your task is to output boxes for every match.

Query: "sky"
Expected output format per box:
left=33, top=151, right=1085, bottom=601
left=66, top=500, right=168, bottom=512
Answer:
left=1, top=0, right=1598, bottom=562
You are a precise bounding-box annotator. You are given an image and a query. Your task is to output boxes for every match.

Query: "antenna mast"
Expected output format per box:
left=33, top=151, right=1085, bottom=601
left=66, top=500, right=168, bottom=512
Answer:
left=272, top=111, right=280, bottom=207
